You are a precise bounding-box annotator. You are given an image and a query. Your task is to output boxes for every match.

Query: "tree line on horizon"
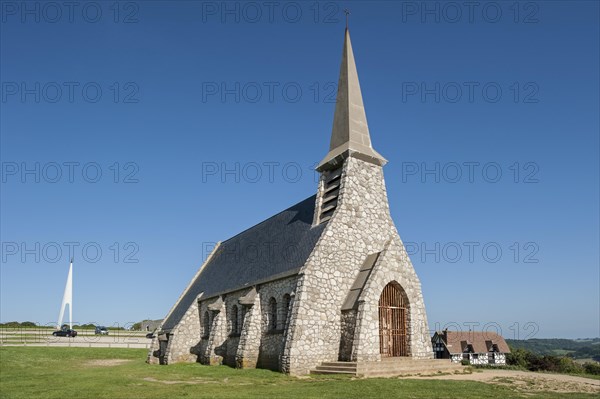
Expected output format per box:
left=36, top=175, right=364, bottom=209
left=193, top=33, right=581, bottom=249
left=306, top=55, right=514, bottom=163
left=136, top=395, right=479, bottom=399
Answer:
left=506, top=338, right=600, bottom=361
left=0, top=321, right=128, bottom=330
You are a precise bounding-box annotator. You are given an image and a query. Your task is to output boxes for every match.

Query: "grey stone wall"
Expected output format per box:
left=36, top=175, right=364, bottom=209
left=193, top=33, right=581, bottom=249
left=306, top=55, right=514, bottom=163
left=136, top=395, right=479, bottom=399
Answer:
left=196, top=289, right=253, bottom=366
left=255, top=277, right=296, bottom=371
left=283, top=156, right=431, bottom=375
left=198, top=296, right=227, bottom=365
left=236, top=291, right=261, bottom=369
left=338, top=310, right=357, bottom=361
left=164, top=298, right=201, bottom=364
left=147, top=335, right=160, bottom=364
left=353, top=236, right=433, bottom=361
left=186, top=277, right=298, bottom=371
left=222, top=296, right=243, bottom=367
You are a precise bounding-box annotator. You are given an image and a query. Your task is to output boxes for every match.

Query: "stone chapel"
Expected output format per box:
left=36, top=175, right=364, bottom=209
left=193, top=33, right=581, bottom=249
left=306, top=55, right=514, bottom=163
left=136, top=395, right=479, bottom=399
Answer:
left=148, top=28, right=434, bottom=376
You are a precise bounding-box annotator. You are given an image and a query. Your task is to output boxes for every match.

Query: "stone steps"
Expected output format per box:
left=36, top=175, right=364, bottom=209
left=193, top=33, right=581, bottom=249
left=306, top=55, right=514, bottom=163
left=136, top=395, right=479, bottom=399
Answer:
left=310, top=368, right=357, bottom=375
left=310, top=359, right=463, bottom=377
left=311, top=361, right=358, bottom=375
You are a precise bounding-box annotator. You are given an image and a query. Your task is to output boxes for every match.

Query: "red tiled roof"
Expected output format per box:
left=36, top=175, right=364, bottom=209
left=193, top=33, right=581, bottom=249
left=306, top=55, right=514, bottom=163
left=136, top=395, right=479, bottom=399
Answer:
left=439, top=331, right=511, bottom=354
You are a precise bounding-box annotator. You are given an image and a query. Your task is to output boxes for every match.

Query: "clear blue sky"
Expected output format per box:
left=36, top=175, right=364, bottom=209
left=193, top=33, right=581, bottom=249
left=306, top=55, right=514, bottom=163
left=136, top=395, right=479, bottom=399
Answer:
left=1, top=1, right=598, bottom=339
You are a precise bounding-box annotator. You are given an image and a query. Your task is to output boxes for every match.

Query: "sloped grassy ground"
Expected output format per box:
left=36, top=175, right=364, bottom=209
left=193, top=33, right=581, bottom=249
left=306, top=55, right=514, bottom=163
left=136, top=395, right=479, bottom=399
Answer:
left=0, top=347, right=596, bottom=399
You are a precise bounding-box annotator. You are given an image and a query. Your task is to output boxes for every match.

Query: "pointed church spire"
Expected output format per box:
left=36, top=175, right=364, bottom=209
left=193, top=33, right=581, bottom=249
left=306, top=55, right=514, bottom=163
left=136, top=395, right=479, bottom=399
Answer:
left=317, top=28, right=387, bottom=171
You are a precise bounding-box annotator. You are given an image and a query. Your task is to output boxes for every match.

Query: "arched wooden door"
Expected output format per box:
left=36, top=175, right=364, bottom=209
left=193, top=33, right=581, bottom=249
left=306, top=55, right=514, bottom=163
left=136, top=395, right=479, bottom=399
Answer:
left=379, top=282, right=408, bottom=357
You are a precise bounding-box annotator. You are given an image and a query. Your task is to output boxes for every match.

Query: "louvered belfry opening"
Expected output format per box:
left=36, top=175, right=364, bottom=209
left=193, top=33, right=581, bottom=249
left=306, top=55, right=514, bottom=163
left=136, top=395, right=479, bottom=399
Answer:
left=319, top=167, right=342, bottom=223
left=379, top=282, right=409, bottom=357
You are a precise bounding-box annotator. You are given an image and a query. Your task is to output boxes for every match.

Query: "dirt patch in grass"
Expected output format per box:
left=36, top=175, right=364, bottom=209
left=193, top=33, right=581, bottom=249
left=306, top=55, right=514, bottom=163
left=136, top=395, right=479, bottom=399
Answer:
left=412, top=369, right=600, bottom=394
left=84, top=359, right=132, bottom=367
left=490, top=375, right=598, bottom=394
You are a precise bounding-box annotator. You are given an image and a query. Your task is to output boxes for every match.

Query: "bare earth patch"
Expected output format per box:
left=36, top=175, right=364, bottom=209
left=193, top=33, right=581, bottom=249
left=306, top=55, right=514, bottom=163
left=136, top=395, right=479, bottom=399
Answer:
left=84, top=359, right=132, bottom=367
left=412, top=369, right=600, bottom=394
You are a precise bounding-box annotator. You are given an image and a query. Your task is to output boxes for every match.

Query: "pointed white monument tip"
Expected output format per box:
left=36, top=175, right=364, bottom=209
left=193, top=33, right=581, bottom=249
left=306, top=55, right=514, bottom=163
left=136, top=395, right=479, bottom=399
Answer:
left=317, top=27, right=387, bottom=172
left=57, top=260, right=73, bottom=330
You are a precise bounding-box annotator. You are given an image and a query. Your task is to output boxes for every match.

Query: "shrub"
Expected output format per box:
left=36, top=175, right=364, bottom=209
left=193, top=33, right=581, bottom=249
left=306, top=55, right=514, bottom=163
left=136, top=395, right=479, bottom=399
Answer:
left=507, top=348, right=531, bottom=368
left=583, top=362, right=600, bottom=375
left=529, top=355, right=565, bottom=372
left=504, top=346, right=599, bottom=376
left=557, top=357, right=583, bottom=374
left=461, top=359, right=470, bottom=366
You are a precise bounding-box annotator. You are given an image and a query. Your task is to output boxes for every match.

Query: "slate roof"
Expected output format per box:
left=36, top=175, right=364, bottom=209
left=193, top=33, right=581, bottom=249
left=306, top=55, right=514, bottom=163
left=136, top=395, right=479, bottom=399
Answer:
left=438, top=331, right=511, bottom=354
left=162, top=195, right=326, bottom=332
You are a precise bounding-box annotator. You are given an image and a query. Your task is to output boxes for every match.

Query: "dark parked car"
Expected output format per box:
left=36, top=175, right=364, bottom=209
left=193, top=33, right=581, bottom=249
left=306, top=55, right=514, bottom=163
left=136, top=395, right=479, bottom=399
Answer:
left=52, top=328, right=77, bottom=337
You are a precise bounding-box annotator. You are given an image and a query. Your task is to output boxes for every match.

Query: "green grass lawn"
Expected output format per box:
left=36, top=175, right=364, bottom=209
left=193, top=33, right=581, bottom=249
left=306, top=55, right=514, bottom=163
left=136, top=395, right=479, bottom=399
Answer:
left=0, top=347, right=596, bottom=399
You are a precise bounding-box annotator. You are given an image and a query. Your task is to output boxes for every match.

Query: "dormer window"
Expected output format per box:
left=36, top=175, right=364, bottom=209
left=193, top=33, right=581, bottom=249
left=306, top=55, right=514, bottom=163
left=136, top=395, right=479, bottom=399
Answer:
left=463, top=341, right=474, bottom=353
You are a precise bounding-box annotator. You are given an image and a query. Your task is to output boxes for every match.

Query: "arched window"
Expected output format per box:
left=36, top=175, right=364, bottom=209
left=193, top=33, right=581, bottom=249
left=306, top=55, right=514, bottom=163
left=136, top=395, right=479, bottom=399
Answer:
left=283, top=294, right=292, bottom=326
left=268, top=297, right=277, bottom=331
left=203, top=311, right=210, bottom=338
left=231, top=305, right=239, bottom=334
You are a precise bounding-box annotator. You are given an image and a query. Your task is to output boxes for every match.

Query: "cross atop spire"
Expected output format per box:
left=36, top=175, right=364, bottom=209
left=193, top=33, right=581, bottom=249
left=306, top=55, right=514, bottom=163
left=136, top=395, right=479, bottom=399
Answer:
left=344, top=9, right=350, bottom=29
left=317, top=28, right=387, bottom=171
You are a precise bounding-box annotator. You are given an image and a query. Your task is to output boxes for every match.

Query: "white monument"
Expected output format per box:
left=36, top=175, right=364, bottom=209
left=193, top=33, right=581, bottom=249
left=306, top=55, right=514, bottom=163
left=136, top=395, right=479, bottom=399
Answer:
left=56, top=259, right=73, bottom=329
